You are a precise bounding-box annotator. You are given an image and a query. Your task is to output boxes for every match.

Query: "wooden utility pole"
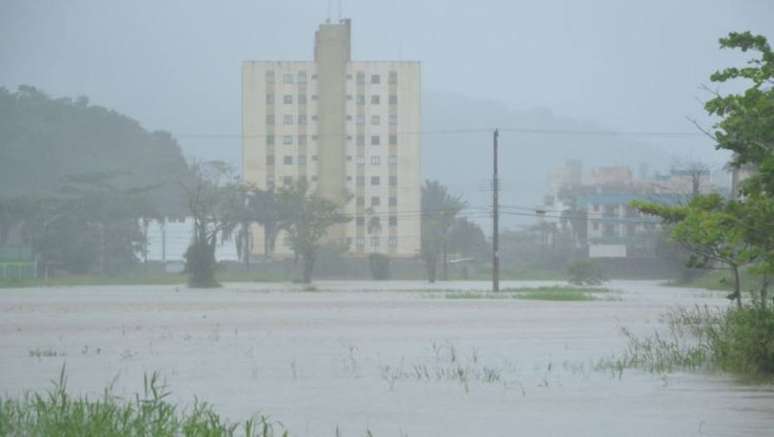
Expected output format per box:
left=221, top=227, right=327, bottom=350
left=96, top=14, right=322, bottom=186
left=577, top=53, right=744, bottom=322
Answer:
left=492, top=129, right=500, bottom=292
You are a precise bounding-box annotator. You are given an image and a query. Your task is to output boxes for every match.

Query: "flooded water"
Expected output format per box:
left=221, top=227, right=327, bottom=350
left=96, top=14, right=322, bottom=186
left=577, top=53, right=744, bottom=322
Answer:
left=1, top=280, right=772, bottom=436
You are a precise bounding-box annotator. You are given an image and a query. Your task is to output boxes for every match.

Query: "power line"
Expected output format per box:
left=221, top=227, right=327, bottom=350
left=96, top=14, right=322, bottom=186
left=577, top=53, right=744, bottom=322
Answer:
left=175, top=126, right=706, bottom=140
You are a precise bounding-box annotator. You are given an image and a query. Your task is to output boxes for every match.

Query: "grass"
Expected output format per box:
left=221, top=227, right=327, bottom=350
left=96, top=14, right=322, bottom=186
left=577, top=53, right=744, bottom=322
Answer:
left=597, top=304, right=774, bottom=379
left=443, top=286, right=612, bottom=301
left=0, top=367, right=288, bottom=437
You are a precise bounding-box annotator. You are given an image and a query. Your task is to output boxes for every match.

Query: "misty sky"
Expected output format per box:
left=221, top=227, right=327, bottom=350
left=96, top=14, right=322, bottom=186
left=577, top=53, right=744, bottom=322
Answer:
left=2, top=0, right=773, bottom=171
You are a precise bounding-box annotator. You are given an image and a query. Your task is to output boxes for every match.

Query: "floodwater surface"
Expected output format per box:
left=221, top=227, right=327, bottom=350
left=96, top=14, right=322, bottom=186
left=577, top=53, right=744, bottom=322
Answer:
left=1, top=280, right=772, bottom=436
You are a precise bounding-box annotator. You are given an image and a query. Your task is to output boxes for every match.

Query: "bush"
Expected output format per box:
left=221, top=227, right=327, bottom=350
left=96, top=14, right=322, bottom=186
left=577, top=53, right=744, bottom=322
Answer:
left=566, top=259, right=607, bottom=286
left=368, top=254, right=391, bottom=280
left=709, top=306, right=774, bottom=375
left=183, top=240, right=220, bottom=288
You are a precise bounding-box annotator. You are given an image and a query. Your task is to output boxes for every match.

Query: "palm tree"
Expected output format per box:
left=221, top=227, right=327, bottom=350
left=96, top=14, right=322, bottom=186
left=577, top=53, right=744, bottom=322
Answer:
left=421, top=180, right=466, bottom=282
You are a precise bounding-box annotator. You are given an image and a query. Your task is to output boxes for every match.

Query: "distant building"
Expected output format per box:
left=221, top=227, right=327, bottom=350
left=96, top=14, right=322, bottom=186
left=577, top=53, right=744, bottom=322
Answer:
left=538, top=162, right=694, bottom=258
left=242, top=19, right=421, bottom=257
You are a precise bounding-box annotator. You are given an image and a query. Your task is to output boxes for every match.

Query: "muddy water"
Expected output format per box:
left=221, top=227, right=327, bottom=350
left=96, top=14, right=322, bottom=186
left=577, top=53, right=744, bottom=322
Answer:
left=0, top=281, right=772, bottom=436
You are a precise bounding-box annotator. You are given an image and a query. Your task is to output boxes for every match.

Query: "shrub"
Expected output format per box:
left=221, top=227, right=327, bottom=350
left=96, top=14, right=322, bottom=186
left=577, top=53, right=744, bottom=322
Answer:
left=368, top=254, right=391, bottom=280
left=566, top=259, right=607, bottom=286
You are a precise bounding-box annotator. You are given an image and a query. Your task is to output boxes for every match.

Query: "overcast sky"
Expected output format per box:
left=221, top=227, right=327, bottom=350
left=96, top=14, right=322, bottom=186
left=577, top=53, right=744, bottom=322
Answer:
left=2, top=0, right=773, bottom=167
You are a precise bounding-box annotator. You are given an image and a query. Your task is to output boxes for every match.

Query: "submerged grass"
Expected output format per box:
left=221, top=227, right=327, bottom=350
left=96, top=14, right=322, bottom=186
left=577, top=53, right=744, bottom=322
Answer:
left=443, top=286, right=611, bottom=301
left=0, top=367, right=288, bottom=437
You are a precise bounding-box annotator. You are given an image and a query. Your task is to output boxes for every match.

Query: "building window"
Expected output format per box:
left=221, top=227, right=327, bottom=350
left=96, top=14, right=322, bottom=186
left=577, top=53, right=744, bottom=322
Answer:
left=371, top=176, right=380, bottom=186
left=283, top=135, right=293, bottom=145
left=312, top=155, right=318, bottom=161
left=356, top=156, right=366, bottom=165
left=298, top=135, right=307, bottom=145
left=266, top=135, right=275, bottom=145
left=371, top=156, right=381, bottom=165
left=370, top=236, right=380, bottom=247
left=371, top=95, right=380, bottom=105
left=311, top=175, right=318, bottom=181
left=356, top=115, right=365, bottom=125
left=371, top=115, right=381, bottom=126
left=298, top=155, right=307, bottom=165
left=283, top=176, right=293, bottom=186
left=266, top=114, right=275, bottom=125
left=283, top=114, right=294, bottom=125
left=311, top=115, right=318, bottom=122
left=626, top=224, right=637, bottom=236
left=388, top=71, right=397, bottom=84
left=389, top=216, right=398, bottom=226
left=283, top=95, right=293, bottom=104
left=356, top=72, right=365, bottom=84
left=389, top=114, right=398, bottom=125
left=371, top=196, right=381, bottom=206
left=389, top=135, right=397, bottom=145
left=356, top=95, right=365, bottom=105
left=297, top=71, right=307, bottom=83
left=356, top=176, right=365, bottom=186
left=283, top=156, right=293, bottom=165
left=266, top=94, right=275, bottom=104
left=592, top=220, right=599, bottom=231
left=371, top=74, right=380, bottom=84
left=356, top=217, right=365, bottom=226
left=356, top=196, right=365, bottom=206
left=356, top=135, right=365, bottom=145
left=389, top=196, right=397, bottom=206
left=312, top=74, right=318, bottom=80
left=371, top=136, right=380, bottom=145
left=311, top=95, right=318, bottom=101
left=389, top=95, right=398, bottom=105
left=298, top=94, right=307, bottom=104
left=346, top=94, right=353, bottom=100
left=347, top=155, right=353, bottom=161
left=388, top=155, right=398, bottom=164
left=389, top=176, right=397, bottom=186
left=266, top=155, right=275, bottom=165
left=298, top=115, right=307, bottom=125
left=283, top=73, right=294, bottom=84
left=346, top=74, right=353, bottom=80
left=265, top=70, right=275, bottom=82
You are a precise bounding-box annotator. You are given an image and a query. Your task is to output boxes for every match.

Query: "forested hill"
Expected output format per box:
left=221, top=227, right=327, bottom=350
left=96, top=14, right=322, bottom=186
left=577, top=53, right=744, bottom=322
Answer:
left=0, top=85, right=190, bottom=215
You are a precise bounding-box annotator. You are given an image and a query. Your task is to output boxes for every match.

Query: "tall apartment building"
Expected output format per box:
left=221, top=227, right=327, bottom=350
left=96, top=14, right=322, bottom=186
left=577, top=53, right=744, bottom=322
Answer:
left=242, top=19, right=421, bottom=257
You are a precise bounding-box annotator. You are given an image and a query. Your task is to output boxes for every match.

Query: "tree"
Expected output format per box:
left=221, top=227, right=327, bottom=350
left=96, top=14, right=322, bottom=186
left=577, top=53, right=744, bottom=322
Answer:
left=420, top=180, right=466, bottom=282
left=181, top=161, right=239, bottom=288
left=633, top=195, right=753, bottom=308
left=701, top=32, right=774, bottom=304
left=448, top=217, right=489, bottom=261
left=277, top=180, right=349, bottom=284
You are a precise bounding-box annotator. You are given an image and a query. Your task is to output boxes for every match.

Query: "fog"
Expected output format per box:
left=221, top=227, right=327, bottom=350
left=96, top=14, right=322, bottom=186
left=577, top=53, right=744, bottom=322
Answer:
left=3, top=1, right=772, bottom=164
left=2, top=1, right=774, bottom=435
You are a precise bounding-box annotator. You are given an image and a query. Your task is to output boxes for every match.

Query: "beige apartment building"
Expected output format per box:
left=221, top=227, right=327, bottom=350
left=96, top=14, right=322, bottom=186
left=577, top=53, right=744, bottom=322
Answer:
left=242, top=19, right=421, bottom=257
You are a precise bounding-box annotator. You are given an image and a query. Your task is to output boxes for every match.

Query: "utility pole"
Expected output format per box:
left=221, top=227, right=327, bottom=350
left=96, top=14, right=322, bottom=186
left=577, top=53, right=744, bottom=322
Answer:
left=492, top=129, right=500, bottom=292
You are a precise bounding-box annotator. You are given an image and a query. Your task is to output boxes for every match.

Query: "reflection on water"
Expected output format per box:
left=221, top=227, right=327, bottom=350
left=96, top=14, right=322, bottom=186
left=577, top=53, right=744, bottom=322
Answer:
left=0, top=281, right=772, bottom=436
